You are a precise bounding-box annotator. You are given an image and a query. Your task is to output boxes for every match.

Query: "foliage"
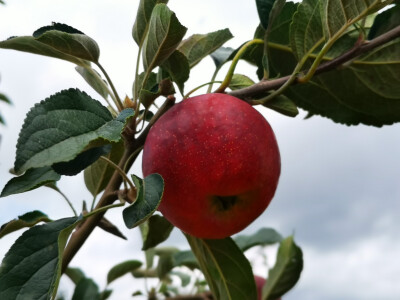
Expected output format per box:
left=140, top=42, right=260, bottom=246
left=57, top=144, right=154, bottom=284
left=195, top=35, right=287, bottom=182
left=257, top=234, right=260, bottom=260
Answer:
left=0, top=0, right=399, bottom=299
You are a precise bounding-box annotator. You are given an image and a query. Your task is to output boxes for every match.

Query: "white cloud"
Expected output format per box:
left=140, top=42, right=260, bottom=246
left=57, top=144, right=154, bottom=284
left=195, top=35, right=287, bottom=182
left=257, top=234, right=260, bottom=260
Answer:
left=298, top=236, right=400, bottom=300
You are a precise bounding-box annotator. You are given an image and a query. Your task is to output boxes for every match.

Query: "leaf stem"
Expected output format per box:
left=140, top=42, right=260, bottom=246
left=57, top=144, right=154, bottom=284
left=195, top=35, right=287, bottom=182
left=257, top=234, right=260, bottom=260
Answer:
left=229, top=24, right=400, bottom=101
left=47, top=185, right=78, bottom=217
left=123, top=145, right=144, bottom=173
left=83, top=65, right=118, bottom=115
left=133, top=46, right=143, bottom=104
left=95, top=62, right=124, bottom=111
left=207, top=67, right=222, bottom=93
left=252, top=37, right=324, bottom=105
left=83, top=202, right=125, bottom=219
left=297, top=1, right=379, bottom=84
left=99, top=156, right=135, bottom=191
left=90, top=194, right=98, bottom=212
left=214, top=39, right=264, bottom=93
left=184, top=81, right=223, bottom=99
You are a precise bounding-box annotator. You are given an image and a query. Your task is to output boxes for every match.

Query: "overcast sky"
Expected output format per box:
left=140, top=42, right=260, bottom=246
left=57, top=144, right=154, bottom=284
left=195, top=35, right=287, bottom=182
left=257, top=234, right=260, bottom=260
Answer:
left=1, top=1, right=400, bottom=300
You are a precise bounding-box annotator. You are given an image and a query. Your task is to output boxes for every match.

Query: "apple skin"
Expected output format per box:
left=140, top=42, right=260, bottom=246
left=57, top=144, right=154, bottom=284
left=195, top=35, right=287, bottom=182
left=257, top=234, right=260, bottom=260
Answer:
left=142, top=93, right=280, bottom=239
left=254, top=275, right=266, bottom=300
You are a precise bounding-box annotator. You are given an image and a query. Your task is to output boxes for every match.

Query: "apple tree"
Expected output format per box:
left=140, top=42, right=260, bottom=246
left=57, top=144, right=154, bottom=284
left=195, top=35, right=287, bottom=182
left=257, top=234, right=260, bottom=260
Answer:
left=0, top=0, right=399, bottom=299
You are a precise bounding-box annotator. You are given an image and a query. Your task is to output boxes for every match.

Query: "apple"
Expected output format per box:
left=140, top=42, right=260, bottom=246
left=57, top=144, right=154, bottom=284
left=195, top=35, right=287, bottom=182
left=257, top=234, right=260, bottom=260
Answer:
left=254, top=275, right=282, bottom=300
left=254, top=275, right=266, bottom=300
left=142, top=93, right=280, bottom=238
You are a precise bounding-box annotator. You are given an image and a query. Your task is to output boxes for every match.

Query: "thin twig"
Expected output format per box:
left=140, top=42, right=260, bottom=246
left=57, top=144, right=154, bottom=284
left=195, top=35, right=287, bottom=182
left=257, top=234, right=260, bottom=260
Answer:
left=47, top=185, right=77, bottom=216
left=95, top=62, right=124, bottom=111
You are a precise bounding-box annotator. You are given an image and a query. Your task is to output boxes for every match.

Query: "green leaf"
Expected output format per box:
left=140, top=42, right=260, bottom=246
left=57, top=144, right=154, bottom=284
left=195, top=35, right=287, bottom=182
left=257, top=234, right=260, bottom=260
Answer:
left=139, top=109, right=155, bottom=122
left=131, top=268, right=158, bottom=278
left=266, top=2, right=298, bottom=77
left=262, top=0, right=288, bottom=74
left=286, top=37, right=400, bottom=126
left=264, top=1, right=400, bottom=126
left=159, top=283, right=178, bottom=296
left=107, top=260, right=143, bottom=285
left=71, top=278, right=100, bottom=300
left=100, top=289, right=113, bottom=300
left=263, top=95, right=299, bottom=117
left=145, top=248, right=156, bottom=269
left=173, top=250, right=199, bottom=270
left=154, top=246, right=179, bottom=257
left=262, top=236, right=303, bottom=300
left=139, top=89, right=160, bottom=109
left=0, top=210, right=52, bottom=239
left=1, top=166, right=61, bottom=197
left=321, top=0, right=392, bottom=39
left=132, top=290, right=143, bottom=296
left=186, top=235, right=257, bottom=300
left=142, top=4, right=187, bottom=72
left=210, top=46, right=235, bottom=69
left=52, top=144, right=111, bottom=176
left=156, top=249, right=177, bottom=279
left=0, top=217, right=81, bottom=299
left=65, top=267, right=86, bottom=285
left=0, top=92, right=11, bottom=104
left=368, top=4, right=400, bottom=39
left=230, top=41, right=265, bottom=79
left=122, top=173, right=164, bottom=229
left=160, top=50, right=190, bottom=94
left=0, top=35, right=86, bottom=66
left=97, top=216, right=127, bottom=240
left=289, top=0, right=323, bottom=61
left=14, top=88, right=134, bottom=173
left=234, top=227, right=283, bottom=252
left=33, top=23, right=84, bottom=36
left=285, top=77, right=378, bottom=125
left=229, top=74, right=255, bottom=90
left=132, top=0, right=169, bottom=47
left=137, top=71, right=158, bottom=91
left=255, top=0, right=280, bottom=30
left=84, top=141, right=124, bottom=196
left=142, top=214, right=174, bottom=250
left=136, top=73, right=175, bottom=109
left=178, top=28, right=233, bottom=68
left=75, top=66, right=110, bottom=100
left=139, top=223, right=157, bottom=269
left=33, top=22, right=100, bottom=63
left=170, top=271, right=191, bottom=287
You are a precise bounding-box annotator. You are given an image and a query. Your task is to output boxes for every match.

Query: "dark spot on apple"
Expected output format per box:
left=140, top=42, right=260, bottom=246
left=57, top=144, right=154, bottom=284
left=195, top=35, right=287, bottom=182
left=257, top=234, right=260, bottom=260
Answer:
left=211, top=195, right=238, bottom=211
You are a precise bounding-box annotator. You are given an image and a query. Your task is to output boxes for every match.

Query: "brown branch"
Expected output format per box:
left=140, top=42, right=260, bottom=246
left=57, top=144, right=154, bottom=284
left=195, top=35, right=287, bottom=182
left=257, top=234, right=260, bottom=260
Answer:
left=61, top=96, right=175, bottom=273
left=229, top=24, right=400, bottom=101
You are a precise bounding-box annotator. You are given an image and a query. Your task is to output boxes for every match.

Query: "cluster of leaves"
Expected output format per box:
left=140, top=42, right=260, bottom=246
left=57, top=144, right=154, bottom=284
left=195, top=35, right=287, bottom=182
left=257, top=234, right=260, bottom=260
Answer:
left=56, top=226, right=301, bottom=300
left=247, top=0, right=400, bottom=126
left=0, top=0, right=399, bottom=299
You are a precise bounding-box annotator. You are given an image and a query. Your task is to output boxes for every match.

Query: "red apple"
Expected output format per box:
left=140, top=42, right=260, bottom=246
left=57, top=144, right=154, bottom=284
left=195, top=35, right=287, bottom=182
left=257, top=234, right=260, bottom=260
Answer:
left=254, top=275, right=281, bottom=300
left=254, top=275, right=266, bottom=300
left=142, top=93, right=280, bottom=238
